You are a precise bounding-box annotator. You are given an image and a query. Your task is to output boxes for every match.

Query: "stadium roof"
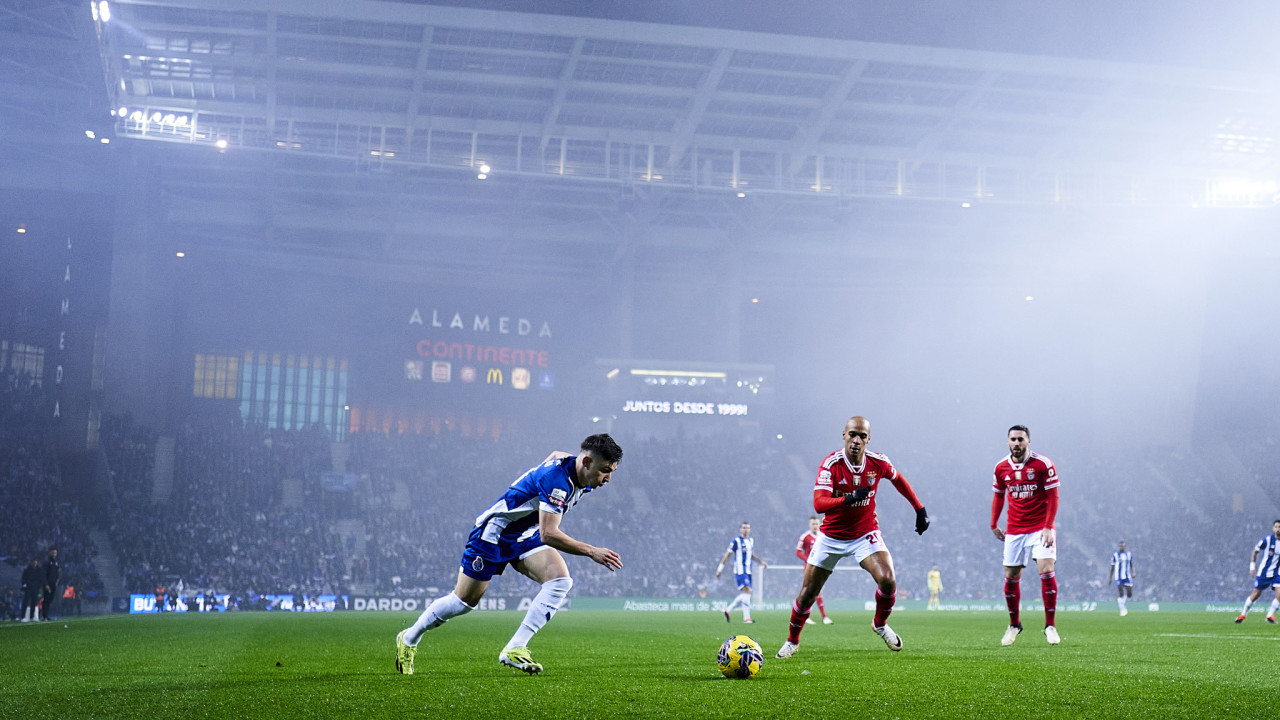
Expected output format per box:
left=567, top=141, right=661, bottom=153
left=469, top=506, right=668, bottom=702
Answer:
left=4, top=0, right=1277, bottom=285
left=92, top=0, right=1278, bottom=208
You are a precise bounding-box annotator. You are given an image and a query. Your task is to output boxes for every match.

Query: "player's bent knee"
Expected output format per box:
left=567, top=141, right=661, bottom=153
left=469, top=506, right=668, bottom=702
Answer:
left=545, top=576, right=572, bottom=593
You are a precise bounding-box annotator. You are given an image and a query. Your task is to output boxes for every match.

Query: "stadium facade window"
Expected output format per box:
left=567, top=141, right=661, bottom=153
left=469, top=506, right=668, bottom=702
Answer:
left=1, top=340, right=45, bottom=383
left=238, top=350, right=348, bottom=441
left=192, top=353, right=239, bottom=399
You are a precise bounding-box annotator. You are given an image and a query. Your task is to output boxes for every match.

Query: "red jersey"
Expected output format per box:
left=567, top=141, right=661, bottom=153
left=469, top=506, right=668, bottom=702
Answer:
left=796, top=531, right=818, bottom=560
left=813, top=449, right=923, bottom=540
left=991, top=451, right=1059, bottom=534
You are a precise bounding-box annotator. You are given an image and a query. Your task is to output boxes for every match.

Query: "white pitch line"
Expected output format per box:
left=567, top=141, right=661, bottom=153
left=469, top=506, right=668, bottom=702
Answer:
left=1154, top=633, right=1280, bottom=641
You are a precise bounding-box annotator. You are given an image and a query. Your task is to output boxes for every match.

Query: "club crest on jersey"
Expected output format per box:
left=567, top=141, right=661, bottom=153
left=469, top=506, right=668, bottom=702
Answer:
left=867, top=472, right=877, bottom=483
left=472, top=557, right=484, bottom=572
left=548, top=488, right=568, bottom=510
left=1028, top=471, right=1036, bottom=480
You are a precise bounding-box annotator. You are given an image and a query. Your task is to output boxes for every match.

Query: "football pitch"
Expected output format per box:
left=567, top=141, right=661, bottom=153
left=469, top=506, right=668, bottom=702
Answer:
left=1, top=609, right=1273, bottom=719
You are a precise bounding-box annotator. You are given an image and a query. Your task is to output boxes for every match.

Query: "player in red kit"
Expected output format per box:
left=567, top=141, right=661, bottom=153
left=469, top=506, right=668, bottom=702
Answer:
left=795, top=516, right=832, bottom=625
left=776, top=416, right=929, bottom=658
left=991, top=425, right=1060, bottom=646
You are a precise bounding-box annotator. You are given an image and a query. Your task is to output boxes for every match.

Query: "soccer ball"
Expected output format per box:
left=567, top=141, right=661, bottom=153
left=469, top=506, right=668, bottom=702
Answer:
left=717, top=635, right=764, bottom=679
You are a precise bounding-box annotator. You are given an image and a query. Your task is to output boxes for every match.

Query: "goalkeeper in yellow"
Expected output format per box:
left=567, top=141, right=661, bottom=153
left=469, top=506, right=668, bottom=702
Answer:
left=927, top=565, right=943, bottom=610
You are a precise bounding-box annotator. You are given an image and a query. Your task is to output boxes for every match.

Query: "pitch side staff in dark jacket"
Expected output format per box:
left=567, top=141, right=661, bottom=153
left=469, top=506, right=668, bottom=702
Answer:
left=21, top=559, right=42, bottom=622
left=42, top=548, right=60, bottom=621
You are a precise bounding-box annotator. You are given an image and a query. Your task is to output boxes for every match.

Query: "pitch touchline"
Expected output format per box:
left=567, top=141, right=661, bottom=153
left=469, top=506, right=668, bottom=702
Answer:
left=1154, top=633, right=1280, bottom=641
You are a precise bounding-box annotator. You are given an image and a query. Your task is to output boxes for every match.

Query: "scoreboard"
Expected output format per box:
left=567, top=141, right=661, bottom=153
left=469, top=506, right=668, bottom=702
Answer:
left=583, top=360, right=774, bottom=438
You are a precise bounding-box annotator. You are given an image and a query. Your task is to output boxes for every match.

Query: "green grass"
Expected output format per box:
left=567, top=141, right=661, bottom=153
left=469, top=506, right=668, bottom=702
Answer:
left=1, top=609, right=1275, bottom=719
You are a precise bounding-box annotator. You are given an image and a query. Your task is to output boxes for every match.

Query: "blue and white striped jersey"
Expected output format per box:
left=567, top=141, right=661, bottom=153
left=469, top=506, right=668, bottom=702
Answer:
left=473, top=456, right=588, bottom=546
left=1255, top=535, right=1280, bottom=580
left=1110, top=550, right=1134, bottom=583
left=728, top=536, right=756, bottom=576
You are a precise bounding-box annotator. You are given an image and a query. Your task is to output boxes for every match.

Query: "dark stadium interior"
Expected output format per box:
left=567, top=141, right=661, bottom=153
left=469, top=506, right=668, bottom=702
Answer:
left=2, top=0, right=1279, bottom=623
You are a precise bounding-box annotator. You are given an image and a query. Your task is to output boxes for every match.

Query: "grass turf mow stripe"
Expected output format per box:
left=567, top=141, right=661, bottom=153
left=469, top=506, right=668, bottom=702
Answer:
left=1, top=610, right=1275, bottom=719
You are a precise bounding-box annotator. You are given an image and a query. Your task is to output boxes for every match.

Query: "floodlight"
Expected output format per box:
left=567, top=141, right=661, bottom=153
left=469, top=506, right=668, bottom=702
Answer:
left=215, top=139, right=228, bottom=149
left=479, top=164, right=491, bottom=174
left=98, top=1, right=110, bottom=22
left=85, top=130, right=95, bottom=139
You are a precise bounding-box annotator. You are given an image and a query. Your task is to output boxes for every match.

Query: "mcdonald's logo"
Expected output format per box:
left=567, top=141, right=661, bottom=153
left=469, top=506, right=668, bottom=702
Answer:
left=486, top=368, right=504, bottom=385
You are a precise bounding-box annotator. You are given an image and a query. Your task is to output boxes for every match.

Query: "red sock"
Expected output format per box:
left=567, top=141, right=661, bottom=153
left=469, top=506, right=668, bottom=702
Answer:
left=815, top=595, right=827, bottom=618
left=1005, top=578, right=1021, bottom=626
left=873, top=588, right=895, bottom=628
left=787, top=600, right=812, bottom=644
left=1040, top=572, right=1057, bottom=627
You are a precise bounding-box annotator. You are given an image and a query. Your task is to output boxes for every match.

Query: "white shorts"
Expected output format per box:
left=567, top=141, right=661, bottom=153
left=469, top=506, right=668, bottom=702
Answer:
left=1003, top=530, right=1056, bottom=567
left=807, top=530, right=889, bottom=570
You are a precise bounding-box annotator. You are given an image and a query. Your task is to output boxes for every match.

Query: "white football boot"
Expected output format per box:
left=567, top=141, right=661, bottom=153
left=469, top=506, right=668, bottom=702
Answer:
left=1001, top=624, right=1023, bottom=646
left=873, top=624, right=903, bottom=652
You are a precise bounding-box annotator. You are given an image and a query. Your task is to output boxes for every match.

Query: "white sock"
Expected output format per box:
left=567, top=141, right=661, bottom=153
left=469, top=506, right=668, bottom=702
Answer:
left=405, top=592, right=473, bottom=646
left=725, top=594, right=742, bottom=612
left=1118, top=596, right=1126, bottom=611
left=1242, top=597, right=1256, bottom=615
left=506, top=577, right=572, bottom=650
left=741, top=595, right=752, bottom=620
left=1269, top=599, right=1279, bottom=617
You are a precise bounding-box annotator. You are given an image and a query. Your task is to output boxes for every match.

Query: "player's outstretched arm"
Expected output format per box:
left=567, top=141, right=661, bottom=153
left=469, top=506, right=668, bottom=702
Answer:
left=538, top=509, right=622, bottom=571
left=886, top=473, right=929, bottom=534
left=752, top=554, right=768, bottom=570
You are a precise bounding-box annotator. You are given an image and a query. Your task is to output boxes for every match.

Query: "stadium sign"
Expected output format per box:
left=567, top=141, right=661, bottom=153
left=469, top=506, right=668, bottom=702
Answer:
left=622, top=400, right=749, bottom=416
left=351, top=597, right=552, bottom=611
left=409, top=308, right=552, bottom=338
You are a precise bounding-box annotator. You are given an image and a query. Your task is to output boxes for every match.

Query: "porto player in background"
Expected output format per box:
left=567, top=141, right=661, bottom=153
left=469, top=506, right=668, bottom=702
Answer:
left=776, top=416, right=929, bottom=659
left=991, top=425, right=1060, bottom=646
left=1234, top=519, right=1280, bottom=623
left=1109, top=540, right=1134, bottom=616
left=716, top=522, right=768, bottom=623
left=795, top=516, right=832, bottom=625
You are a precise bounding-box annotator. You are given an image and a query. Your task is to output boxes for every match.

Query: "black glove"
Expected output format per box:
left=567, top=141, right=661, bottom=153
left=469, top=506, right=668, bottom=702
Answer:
left=842, top=487, right=871, bottom=505
left=915, top=507, right=930, bottom=535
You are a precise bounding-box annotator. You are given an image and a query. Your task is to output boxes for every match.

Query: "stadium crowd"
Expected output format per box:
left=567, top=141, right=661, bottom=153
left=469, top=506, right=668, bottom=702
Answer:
left=5, top=394, right=1274, bottom=612
left=102, top=408, right=346, bottom=604
left=0, top=372, right=103, bottom=620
